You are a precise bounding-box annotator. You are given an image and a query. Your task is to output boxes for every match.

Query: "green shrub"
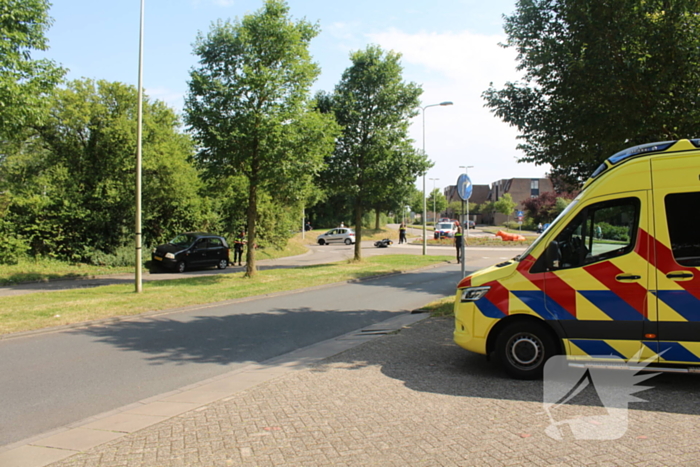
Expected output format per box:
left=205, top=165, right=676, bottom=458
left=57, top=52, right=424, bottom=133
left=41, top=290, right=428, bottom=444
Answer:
left=0, top=235, right=30, bottom=265
left=87, top=245, right=137, bottom=268
left=502, top=221, right=526, bottom=230
left=599, top=222, right=630, bottom=242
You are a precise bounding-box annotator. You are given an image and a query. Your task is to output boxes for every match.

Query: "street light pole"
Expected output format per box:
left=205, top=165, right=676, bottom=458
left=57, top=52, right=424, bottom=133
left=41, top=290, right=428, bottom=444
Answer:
left=134, top=0, right=145, bottom=293
left=429, top=177, right=439, bottom=223
left=422, top=101, right=453, bottom=255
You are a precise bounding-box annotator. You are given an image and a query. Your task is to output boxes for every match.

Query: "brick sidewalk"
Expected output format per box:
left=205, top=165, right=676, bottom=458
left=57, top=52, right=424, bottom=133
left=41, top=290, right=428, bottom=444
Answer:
left=42, top=318, right=700, bottom=466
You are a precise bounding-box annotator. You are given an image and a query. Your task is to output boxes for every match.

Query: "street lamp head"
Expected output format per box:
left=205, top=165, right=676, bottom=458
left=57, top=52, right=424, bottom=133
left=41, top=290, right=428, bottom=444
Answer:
left=439, top=101, right=453, bottom=106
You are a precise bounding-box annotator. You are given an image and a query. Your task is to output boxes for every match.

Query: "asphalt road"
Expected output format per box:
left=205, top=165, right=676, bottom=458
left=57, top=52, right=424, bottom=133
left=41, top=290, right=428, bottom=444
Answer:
left=0, top=263, right=463, bottom=448
left=0, top=235, right=524, bottom=297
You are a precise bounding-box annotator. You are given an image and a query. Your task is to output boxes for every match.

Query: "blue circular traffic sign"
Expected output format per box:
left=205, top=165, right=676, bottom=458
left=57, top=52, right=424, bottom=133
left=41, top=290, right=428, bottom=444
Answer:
left=457, top=173, right=473, bottom=201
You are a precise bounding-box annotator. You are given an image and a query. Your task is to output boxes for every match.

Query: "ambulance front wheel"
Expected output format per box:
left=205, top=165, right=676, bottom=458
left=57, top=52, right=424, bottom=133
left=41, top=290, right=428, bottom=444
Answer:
left=496, top=321, right=557, bottom=380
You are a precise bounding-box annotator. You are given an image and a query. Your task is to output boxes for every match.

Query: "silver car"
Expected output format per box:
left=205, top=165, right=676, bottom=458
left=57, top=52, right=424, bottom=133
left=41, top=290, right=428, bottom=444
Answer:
left=317, top=228, right=356, bottom=245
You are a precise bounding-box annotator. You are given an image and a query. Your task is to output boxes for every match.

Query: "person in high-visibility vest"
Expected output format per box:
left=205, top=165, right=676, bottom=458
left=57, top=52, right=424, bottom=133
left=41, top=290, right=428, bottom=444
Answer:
left=233, top=230, right=246, bottom=266
left=454, top=222, right=464, bottom=263
left=399, top=223, right=407, bottom=244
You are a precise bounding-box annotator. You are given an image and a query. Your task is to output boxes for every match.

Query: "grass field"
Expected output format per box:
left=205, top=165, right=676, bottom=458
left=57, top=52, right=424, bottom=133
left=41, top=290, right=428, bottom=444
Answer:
left=412, top=235, right=535, bottom=247
left=0, top=233, right=312, bottom=286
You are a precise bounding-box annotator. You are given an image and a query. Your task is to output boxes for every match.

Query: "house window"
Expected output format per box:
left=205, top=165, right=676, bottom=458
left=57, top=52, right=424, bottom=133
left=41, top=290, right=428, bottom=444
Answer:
left=531, top=179, right=539, bottom=197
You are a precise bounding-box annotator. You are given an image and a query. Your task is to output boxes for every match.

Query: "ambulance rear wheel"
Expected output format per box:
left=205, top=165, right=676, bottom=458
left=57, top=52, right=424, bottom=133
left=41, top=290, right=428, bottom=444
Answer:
left=496, top=321, right=556, bottom=380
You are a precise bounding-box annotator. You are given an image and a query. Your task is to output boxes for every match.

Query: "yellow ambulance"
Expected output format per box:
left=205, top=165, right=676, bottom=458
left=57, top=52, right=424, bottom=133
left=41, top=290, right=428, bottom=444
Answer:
left=454, top=139, right=700, bottom=379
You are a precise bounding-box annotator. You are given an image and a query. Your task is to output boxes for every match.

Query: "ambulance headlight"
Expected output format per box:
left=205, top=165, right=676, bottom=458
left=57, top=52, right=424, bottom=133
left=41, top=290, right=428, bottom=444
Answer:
left=461, top=286, right=490, bottom=302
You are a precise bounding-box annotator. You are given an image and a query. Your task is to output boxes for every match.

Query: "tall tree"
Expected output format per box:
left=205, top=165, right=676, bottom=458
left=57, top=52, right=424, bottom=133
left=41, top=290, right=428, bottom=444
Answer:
left=319, top=45, right=429, bottom=260
left=185, top=0, right=338, bottom=277
left=0, top=0, right=65, bottom=140
left=426, top=188, right=448, bottom=222
left=494, top=193, right=518, bottom=223
left=3, top=79, right=204, bottom=260
left=483, top=0, right=700, bottom=186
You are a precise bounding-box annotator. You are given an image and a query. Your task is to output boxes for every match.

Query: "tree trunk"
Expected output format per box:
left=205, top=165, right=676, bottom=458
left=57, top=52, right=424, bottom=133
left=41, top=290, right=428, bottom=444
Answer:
left=374, top=210, right=380, bottom=230
left=353, top=202, right=362, bottom=261
left=245, top=176, right=258, bottom=277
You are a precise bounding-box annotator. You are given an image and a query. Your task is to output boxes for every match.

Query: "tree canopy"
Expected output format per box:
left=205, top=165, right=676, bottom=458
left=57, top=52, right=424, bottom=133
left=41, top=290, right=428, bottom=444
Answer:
left=1, top=79, right=205, bottom=262
left=494, top=194, right=517, bottom=219
left=318, top=45, right=429, bottom=260
left=0, top=0, right=64, bottom=140
left=483, top=0, right=700, bottom=186
left=427, top=188, right=447, bottom=221
left=522, top=190, right=574, bottom=224
left=185, top=0, right=338, bottom=276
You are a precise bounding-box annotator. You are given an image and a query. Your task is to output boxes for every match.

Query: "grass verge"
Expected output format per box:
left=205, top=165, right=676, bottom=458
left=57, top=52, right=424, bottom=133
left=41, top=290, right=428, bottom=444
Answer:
left=0, top=254, right=452, bottom=336
left=0, top=258, right=137, bottom=286
left=0, top=235, right=311, bottom=286
left=421, top=296, right=457, bottom=317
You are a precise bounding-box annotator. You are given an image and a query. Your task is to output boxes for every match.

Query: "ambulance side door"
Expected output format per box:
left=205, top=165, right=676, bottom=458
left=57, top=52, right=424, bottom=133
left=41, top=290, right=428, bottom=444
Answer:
left=543, top=193, right=652, bottom=362
left=651, top=155, right=700, bottom=365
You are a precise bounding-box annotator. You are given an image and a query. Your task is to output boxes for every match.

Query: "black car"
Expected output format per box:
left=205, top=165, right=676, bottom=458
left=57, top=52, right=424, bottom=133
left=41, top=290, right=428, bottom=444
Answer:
left=151, top=233, right=230, bottom=273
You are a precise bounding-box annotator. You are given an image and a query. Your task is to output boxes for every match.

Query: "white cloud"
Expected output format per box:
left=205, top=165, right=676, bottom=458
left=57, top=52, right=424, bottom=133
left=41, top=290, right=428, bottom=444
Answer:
left=367, top=28, right=549, bottom=188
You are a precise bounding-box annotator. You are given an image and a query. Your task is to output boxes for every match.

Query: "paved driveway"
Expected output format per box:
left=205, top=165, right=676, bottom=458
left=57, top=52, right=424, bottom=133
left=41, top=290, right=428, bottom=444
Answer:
left=39, top=318, right=700, bottom=466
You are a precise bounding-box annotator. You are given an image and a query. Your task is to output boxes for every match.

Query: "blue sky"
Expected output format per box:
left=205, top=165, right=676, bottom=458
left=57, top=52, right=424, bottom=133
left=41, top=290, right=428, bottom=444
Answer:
left=40, top=0, right=550, bottom=189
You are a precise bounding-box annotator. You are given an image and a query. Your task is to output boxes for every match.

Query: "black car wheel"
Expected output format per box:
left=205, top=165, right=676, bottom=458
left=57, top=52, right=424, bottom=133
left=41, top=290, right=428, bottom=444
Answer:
left=496, top=321, right=557, bottom=380
left=217, top=259, right=228, bottom=269
left=318, top=239, right=326, bottom=245
left=176, top=261, right=186, bottom=273
left=344, top=238, right=352, bottom=245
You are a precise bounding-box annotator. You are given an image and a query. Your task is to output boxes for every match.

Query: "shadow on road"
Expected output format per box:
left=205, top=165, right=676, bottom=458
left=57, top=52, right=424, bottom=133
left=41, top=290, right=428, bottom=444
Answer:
left=68, top=266, right=462, bottom=367
left=72, top=307, right=401, bottom=366
left=315, top=317, right=700, bottom=418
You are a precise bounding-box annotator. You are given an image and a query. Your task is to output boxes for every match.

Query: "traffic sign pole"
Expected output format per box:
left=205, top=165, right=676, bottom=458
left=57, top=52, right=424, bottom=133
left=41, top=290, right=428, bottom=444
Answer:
left=456, top=173, right=472, bottom=278
left=461, top=200, right=466, bottom=278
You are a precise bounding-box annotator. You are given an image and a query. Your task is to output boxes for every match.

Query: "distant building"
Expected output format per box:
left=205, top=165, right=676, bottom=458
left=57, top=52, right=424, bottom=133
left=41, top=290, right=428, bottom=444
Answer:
left=443, top=177, right=555, bottom=225
left=484, top=177, right=554, bottom=225
left=443, top=183, right=489, bottom=223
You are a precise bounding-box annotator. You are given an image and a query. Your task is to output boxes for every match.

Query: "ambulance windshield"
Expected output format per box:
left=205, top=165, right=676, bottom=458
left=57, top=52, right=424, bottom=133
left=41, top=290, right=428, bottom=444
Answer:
left=515, top=198, right=580, bottom=261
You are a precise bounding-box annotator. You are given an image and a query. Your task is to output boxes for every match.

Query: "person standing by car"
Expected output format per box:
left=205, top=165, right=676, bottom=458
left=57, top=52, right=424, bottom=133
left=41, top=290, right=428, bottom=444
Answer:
left=233, top=230, right=246, bottom=266
left=399, top=223, right=407, bottom=244
left=454, top=222, right=464, bottom=263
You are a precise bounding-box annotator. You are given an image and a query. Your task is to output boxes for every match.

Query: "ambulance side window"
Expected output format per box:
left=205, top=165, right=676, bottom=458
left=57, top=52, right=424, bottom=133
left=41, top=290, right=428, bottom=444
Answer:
left=665, top=192, right=700, bottom=267
left=551, top=197, right=639, bottom=270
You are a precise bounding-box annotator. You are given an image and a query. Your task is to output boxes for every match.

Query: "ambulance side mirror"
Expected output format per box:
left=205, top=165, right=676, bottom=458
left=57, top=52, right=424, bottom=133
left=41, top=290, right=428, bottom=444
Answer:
left=545, top=241, right=561, bottom=271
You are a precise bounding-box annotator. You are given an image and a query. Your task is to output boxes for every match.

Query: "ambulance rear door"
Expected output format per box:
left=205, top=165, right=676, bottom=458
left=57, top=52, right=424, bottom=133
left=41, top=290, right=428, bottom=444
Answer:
left=651, top=154, right=700, bottom=365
